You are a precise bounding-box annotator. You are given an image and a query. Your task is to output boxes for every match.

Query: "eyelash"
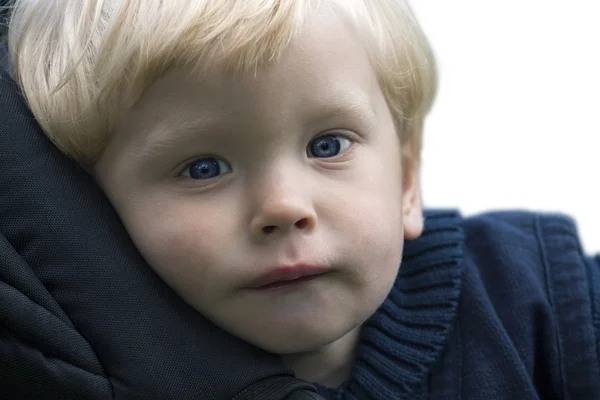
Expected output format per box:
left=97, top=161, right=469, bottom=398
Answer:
left=310, top=136, right=354, bottom=163
left=175, top=130, right=359, bottom=181
left=175, top=156, right=231, bottom=185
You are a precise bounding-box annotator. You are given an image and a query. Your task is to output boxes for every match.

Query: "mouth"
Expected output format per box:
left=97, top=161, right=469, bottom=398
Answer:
left=248, top=264, right=329, bottom=291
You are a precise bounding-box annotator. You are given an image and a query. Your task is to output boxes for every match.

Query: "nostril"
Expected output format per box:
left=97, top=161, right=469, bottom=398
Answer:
left=259, top=218, right=312, bottom=235
left=295, top=218, right=309, bottom=229
left=262, top=225, right=276, bottom=234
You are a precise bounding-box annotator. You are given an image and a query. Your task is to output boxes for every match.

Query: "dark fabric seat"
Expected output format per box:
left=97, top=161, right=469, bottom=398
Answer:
left=0, top=64, right=322, bottom=399
left=0, top=1, right=9, bottom=72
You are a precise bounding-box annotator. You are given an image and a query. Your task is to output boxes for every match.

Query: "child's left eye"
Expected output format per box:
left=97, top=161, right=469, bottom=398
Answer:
left=307, top=134, right=352, bottom=158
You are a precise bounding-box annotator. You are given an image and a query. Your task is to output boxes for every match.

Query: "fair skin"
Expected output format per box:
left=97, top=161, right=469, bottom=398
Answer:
left=94, top=9, right=423, bottom=388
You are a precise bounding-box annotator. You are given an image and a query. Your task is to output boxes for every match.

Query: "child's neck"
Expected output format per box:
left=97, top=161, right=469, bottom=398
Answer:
left=281, top=325, right=362, bottom=388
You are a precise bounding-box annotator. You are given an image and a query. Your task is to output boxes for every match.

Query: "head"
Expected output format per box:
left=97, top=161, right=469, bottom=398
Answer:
left=8, top=0, right=436, bottom=364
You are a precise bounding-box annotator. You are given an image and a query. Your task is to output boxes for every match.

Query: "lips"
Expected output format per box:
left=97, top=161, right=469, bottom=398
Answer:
left=248, top=264, right=328, bottom=290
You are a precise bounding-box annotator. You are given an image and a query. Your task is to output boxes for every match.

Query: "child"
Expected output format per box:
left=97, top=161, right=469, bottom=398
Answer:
left=6, top=0, right=599, bottom=398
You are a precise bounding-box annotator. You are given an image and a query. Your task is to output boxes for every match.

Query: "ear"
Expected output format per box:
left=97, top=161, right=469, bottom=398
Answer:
left=401, top=154, right=424, bottom=240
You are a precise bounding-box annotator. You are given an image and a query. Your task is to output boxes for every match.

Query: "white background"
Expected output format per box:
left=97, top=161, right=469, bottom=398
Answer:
left=411, top=1, right=600, bottom=254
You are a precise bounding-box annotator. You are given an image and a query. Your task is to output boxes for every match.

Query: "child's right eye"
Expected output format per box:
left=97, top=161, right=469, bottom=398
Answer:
left=181, top=157, right=232, bottom=180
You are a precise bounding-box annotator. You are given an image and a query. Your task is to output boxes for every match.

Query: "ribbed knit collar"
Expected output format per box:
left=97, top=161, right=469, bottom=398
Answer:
left=314, top=210, right=464, bottom=399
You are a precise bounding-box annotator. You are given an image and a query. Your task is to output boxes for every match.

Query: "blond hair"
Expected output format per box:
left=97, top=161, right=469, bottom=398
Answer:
left=7, top=0, right=437, bottom=167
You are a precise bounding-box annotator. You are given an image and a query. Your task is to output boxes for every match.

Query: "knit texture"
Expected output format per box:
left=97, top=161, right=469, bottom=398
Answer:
left=314, top=210, right=464, bottom=399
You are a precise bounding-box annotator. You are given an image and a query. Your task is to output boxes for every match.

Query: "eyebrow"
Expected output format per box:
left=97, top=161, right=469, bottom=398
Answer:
left=132, top=114, right=223, bottom=159
left=305, top=92, right=378, bottom=130
left=133, top=92, right=377, bottom=158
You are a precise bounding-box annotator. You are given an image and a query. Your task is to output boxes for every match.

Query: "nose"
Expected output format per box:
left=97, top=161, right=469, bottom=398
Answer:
left=249, top=190, right=317, bottom=241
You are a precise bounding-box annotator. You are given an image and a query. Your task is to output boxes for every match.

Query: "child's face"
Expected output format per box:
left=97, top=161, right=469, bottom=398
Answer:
left=94, top=11, right=423, bottom=356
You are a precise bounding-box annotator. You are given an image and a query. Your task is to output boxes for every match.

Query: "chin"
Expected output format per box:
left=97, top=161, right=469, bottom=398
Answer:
left=254, top=335, right=337, bottom=355
left=241, top=319, right=358, bottom=355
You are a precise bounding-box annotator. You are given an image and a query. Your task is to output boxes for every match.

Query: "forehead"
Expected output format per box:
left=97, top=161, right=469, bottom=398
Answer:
left=248, top=7, right=378, bottom=99
left=123, top=9, right=383, bottom=148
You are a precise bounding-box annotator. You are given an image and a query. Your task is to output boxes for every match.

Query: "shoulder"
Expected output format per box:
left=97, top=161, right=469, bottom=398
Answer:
left=462, top=209, right=581, bottom=254
left=459, top=209, right=594, bottom=331
left=460, top=210, right=598, bottom=314
left=457, top=209, right=600, bottom=398
left=460, top=210, right=589, bottom=288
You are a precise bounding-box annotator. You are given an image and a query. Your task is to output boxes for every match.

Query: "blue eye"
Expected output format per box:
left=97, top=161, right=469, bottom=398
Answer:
left=182, top=157, right=231, bottom=180
left=308, top=134, right=352, bottom=158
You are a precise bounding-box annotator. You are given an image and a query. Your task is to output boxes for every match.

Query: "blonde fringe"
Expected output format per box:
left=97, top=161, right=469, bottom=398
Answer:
left=7, top=0, right=437, bottom=167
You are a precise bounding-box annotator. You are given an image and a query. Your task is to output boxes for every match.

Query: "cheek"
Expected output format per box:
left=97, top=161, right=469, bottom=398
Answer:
left=346, top=191, right=404, bottom=267
left=341, top=149, right=404, bottom=238
left=325, top=168, right=404, bottom=281
left=118, top=197, right=238, bottom=301
left=341, top=147, right=405, bottom=275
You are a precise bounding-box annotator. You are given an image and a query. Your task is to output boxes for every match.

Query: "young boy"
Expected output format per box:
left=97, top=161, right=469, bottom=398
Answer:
left=6, top=0, right=600, bottom=398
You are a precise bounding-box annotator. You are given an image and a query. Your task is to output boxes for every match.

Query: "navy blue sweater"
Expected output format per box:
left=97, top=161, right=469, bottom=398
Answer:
left=314, top=210, right=600, bottom=399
